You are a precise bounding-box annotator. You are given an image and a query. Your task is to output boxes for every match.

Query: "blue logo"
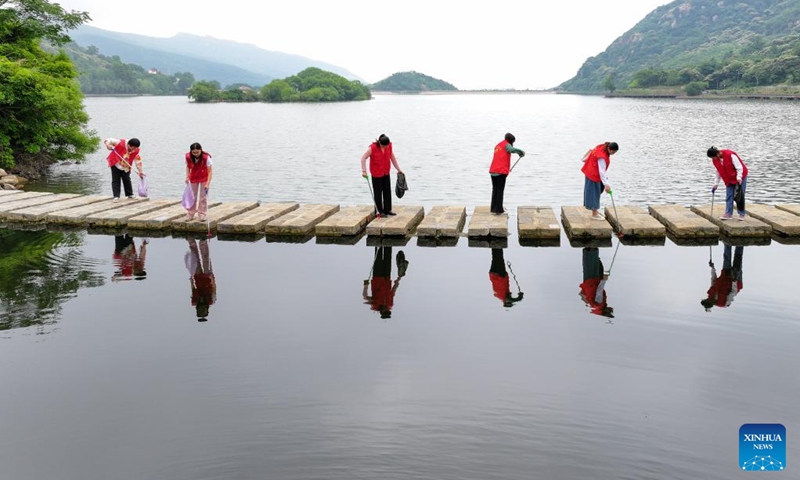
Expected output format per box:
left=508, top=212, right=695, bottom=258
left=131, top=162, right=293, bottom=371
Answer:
left=740, top=424, right=786, bottom=472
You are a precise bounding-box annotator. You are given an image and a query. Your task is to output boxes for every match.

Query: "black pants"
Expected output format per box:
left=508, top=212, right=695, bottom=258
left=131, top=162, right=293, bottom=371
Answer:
left=490, top=174, right=507, bottom=213
left=111, top=166, right=133, bottom=198
left=490, top=248, right=507, bottom=278
left=373, top=246, right=392, bottom=278
left=372, top=175, right=392, bottom=215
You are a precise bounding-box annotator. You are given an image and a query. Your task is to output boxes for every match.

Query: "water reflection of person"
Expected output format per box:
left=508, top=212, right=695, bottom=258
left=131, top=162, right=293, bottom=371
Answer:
left=112, top=234, right=147, bottom=281
left=489, top=248, right=524, bottom=307
left=579, top=247, right=614, bottom=318
left=185, top=237, right=216, bottom=322
left=702, top=243, right=744, bottom=311
left=363, top=246, right=408, bottom=319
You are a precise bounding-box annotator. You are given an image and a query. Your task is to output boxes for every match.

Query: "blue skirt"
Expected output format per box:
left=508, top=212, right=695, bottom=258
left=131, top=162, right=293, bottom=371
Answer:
left=584, top=177, right=602, bottom=210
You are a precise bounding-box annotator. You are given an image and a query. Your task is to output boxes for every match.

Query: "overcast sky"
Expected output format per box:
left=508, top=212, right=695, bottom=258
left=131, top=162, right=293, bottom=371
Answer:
left=57, top=0, right=671, bottom=89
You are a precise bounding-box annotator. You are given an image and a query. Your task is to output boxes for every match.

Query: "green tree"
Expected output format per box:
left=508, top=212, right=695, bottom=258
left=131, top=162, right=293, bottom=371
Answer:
left=0, top=0, right=98, bottom=173
left=602, top=73, right=616, bottom=93
left=188, top=80, right=220, bottom=102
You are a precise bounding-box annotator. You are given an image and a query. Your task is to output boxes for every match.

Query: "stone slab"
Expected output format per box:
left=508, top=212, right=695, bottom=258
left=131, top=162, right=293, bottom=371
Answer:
left=316, top=205, right=376, bottom=237
left=568, top=237, right=613, bottom=249
left=648, top=205, right=719, bottom=238
left=126, top=202, right=220, bottom=230
left=743, top=204, right=800, bottom=236
left=466, top=206, right=509, bottom=238
left=776, top=204, right=800, bottom=217
left=604, top=205, right=666, bottom=238
left=0, top=193, right=78, bottom=217
left=217, top=203, right=299, bottom=234
left=719, top=235, right=772, bottom=247
left=417, top=237, right=460, bottom=248
left=518, top=206, right=561, bottom=240
left=416, top=206, right=466, bottom=238
left=316, top=230, right=367, bottom=245
left=561, top=206, right=612, bottom=240
left=264, top=204, right=339, bottom=236
left=667, top=233, right=719, bottom=247
left=366, top=235, right=411, bottom=247
left=365, top=205, right=424, bottom=237
left=0, top=191, right=45, bottom=205
left=172, top=201, right=259, bottom=232
left=46, top=198, right=147, bottom=225
left=265, top=233, right=315, bottom=244
left=2, top=195, right=110, bottom=222
left=691, top=204, right=771, bottom=238
left=467, top=237, right=508, bottom=249
left=85, top=199, right=181, bottom=227
left=519, top=238, right=561, bottom=248
left=0, top=190, right=23, bottom=198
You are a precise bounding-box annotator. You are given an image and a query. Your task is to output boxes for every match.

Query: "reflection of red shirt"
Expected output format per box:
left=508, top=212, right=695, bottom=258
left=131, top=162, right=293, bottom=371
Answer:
left=113, top=246, right=136, bottom=277
left=490, top=273, right=510, bottom=301
left=192, top=273, right=216, bottom=306
left=707, top=272, right=743, bottom=307
left=580, top=278, right=608, bottom=315
left=370, top=277, right=393, bottom=311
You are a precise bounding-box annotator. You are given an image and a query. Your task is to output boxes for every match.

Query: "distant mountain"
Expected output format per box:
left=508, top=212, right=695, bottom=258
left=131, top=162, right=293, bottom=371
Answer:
left=559, top=0, right=800, bottom=92
left=69, top=25, right=364, bottom=87
left=372, top=71, right=458, bottom=92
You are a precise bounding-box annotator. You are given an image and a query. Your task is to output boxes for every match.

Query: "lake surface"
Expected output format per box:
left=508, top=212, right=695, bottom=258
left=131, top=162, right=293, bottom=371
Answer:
left=3, top=94, right=800, bottom=479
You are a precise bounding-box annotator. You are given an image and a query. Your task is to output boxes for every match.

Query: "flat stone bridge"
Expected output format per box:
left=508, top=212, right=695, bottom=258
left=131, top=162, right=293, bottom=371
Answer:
left=1, top=190, right=799, bottom=247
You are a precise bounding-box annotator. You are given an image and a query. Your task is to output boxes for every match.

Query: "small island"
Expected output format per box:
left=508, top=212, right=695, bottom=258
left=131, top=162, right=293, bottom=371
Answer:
left=188, top=67, right=371, bottom=103
left=371, top=71, right=457, bottom=93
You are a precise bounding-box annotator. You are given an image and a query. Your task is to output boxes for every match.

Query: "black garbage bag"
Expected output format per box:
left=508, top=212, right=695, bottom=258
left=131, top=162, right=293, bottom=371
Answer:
left=395, top=172, right=408, bottom=198
left=396, top=250, right=409, bottom=278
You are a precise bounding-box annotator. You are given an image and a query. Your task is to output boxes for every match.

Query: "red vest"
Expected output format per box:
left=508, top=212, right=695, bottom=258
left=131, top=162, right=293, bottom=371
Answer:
left=192, top=273, right=216, bottom=306
left=490, top=273, right=510, bottom=301
left=107, top=139, right=139, bottom=169
left=581, top=144, right=610, bottom=183
left=713, top=149, right=748, bottom=186
left=368, top=143, right=392, bottom=177
left=579, top=278, right=608, bottom=314
left=489, top=140, right=511, bottom=175
left=370, top=277, right=393, bottom=311
left=186, top=152, right=210, bottom=183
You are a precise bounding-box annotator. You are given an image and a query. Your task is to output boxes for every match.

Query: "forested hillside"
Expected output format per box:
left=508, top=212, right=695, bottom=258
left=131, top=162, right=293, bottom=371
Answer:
left=560, top=0, right=800, bottom=92
left=372, top=71, right=457, bottom=92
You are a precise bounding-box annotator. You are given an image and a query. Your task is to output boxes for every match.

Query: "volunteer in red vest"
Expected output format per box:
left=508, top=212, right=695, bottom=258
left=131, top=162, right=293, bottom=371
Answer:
left=489, top=248, right=524, bottom=307
left=360, top=134, right=404, bottom=217
left=580, top=142, right=618, bottom=220
left=362, top=246, right=407, bottom=319
left=707, top=146, right=748, bottom=220
left=104, top=137, right=144, bottom=202
left=578, top=247, right=614, bottom=318
left=185, top=142, right=213, bottom=221
left=701, top=243, right=744, bottom=311
left=185, top=238, right=216, bottom=322
left=489, top=133, right=525, bottom=215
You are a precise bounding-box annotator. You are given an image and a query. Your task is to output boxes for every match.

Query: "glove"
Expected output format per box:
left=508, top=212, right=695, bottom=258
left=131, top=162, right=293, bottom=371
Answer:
left=363, top=279, right=369, bottom=286
left=711, top=185, right=717, bottom=193
left=708, top=261, right=714, bottom=267
left=518, top=151, right=525, bottom=158
left=204, top=187, right=209, bottom=195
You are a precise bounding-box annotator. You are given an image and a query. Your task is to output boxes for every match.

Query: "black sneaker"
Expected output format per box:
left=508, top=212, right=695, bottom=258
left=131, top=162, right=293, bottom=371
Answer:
left=386, top=211, right=397, bottom=216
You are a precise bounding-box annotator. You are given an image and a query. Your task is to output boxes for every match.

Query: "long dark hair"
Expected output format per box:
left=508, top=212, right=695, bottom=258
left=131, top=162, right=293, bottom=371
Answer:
left=375, top=134, right=390, bottom=146
left=189, top=142, right=205, bottom=163
left=605, top=142, right=619, bottom=153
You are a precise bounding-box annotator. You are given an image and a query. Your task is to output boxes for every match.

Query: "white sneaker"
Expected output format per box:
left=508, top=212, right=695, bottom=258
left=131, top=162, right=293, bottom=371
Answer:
left=113, top=197, right=119, bottom=203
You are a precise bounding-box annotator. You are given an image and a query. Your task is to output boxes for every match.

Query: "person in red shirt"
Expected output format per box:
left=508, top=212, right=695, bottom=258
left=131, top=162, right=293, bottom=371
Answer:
left=184, top=142, right=214, bottom=221
left=185, top=237, right=216, bottom=321
left=707, top=147, right=748, bottom=220
left=360, top=134, right=404, bottom=217
left=701, top=243, right=744, bottom=311
left=104, top=137, right=144, bottom=202
left=578, top=247, right=614, bottom=318
left=489, top=133, right=526, bottom=215
left=363, top=247, right=409, bottom=319
left=111, top=234, right=148, bottom=282
left=581, top=142, right=618, bottom=220
left=489, top=248, right=524, bottom=307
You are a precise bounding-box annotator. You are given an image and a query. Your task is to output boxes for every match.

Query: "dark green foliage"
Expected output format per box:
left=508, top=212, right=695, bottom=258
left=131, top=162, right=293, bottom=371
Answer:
left=259, top=67, right=371, bottom=103
left=53, top=42, right=197, bottom=95
left=371, top=71, right=458, bottom=92
left=0, top=0, right=98, bottom=171
left=685, top=81, right=708, bottom=96
left=0, top=230, right=104, bottom=332
left=560, top=0, right=800, bottom=92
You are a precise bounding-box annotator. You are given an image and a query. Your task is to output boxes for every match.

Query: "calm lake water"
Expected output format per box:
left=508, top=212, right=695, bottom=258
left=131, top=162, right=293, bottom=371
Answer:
left=2, top=94, right=800, bottom=480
